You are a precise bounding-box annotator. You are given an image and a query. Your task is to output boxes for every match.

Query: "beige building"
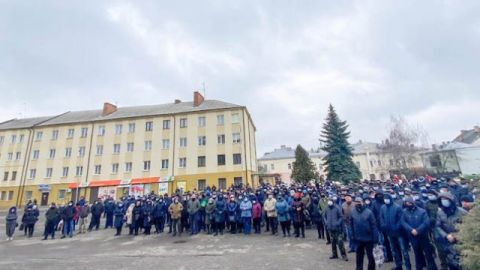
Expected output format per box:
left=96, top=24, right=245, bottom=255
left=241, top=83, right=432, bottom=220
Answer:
left=0, top=92, right=257, bottom=208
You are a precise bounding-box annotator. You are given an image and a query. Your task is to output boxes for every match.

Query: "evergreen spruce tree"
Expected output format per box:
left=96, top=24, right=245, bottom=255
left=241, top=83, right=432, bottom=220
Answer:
left=291, top=145, right=316, bottom=184
left=320, top=104, right=361, bottom=183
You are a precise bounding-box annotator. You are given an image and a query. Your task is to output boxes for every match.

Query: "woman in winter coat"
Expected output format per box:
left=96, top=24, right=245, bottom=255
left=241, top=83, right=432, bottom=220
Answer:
left=276, top=196, right=291, bottom=237
left=251, top=199, right=262, bottom=234
left=132, top=201, right=143, bottom=236
left=227, top=195, right=238, bottom=234
left=239, top=197, right=253, bottom=235
left=142, top=200, right=154, bottom=235
left=205, top=198, right=216, bottom=234
left=292, top=194, right=306, bottom=238
left=113, top=202, right=126, bottom=236
left=214, top=195, right=226, bottom=236
left=6, top=207, right=18, bottom=241
left=43, top=203, right=59, bottom=240
left=22, top=204, right=39, bottom=238
left=125, top=203, right=135, bottom=235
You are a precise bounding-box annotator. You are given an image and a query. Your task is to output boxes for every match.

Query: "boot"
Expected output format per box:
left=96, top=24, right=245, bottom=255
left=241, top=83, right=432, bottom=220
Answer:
left=342, top=255, right=348, bottom=261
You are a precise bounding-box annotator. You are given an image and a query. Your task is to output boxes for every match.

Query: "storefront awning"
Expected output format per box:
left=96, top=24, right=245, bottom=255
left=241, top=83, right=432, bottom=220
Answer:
left=130, top=177, right=160, bottom=185
left=89, top=179, right=121, bottom=187
left=68, top=183, right=79, bottom=189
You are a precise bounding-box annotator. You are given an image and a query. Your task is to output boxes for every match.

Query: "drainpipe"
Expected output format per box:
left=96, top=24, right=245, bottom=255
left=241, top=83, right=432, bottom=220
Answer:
left=242, top=109, right=249, bottom=187
left=16, top=128, right=34, bottom=208
left=82, top=122, right=95, bottom=200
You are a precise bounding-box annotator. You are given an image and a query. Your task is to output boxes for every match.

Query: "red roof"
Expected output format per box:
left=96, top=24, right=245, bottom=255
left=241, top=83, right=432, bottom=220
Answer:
left=88, top=180, right=121, bottom=187
left=130, top=177, right=160, bottom=185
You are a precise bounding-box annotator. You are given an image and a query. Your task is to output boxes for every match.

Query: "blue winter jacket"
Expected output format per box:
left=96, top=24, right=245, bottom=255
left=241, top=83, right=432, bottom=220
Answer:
left=215, top=198, right=226, bottom=223
left=240, top=200, right=252, bottom=218
left=401, top=203, right=430, bottom=237
left=350, top=206, right=378, bottom=243
left=380, top=197, right=403, bottom=236
left=324, top=205, right=343, bottom=232
left=275, top=199, right=290, bottom=222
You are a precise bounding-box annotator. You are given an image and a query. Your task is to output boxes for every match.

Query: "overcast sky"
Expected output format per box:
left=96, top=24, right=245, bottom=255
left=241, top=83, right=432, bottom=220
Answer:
left=1, top=1, right=479, bottom=156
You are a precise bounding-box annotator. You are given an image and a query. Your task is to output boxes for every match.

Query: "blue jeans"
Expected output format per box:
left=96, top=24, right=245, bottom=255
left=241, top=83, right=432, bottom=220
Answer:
left=346, top=224, right=356, bottom=251
left=388, top=234, right=411, bottom=270
left=189, top=212, right=199, bottom=234
left=63, top=219, right=74, bottom=237
left=242, top=217, right=251, bottom=234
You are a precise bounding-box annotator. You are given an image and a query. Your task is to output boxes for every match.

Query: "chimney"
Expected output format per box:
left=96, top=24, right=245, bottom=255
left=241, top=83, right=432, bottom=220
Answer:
left=102, top=102, right=117, bottom=116
left=174, top=99, right=181, bottom=104
left=193, top=91, right=204, bottom=107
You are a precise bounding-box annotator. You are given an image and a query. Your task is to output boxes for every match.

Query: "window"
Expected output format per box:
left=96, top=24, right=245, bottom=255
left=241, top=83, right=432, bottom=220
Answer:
left=46, top=168, right=53, bottom=178
left=180, top=137, right=187, bottom=147
left=356, top=162, right=361, bottom=168
left=32, top=150, right=39, bottom=160
left=49, top=149, right=56, bottom=159
left=67, top=128, right=74, bottom=138
left=62, top=167, right=69, bottom=177
left=198, top=136, right=206, bottom=146
left=57, top=190, right=66, bottom=200
left=128, top=122, right=136, bottom=133
left=198, top=156, right=206, bottom=167
left=217, top=154, right=226, bottom=166
left=370, top=160, right=374, bottom=167
left=145, top=121, right=153, bottom=131
left=29, top=169, right=36, bottom=179
left=113, top=144, right=121, bottom=154
left=179, top=158, right=187, bottom=168
left=78, top=147, right=86, bottom=157
left=232, top=113, right=240, bottom=124
left=35, top=131, right=43, bottom=141
left=94, top=165, right=101, bottom=175
left=0, top=136, right=4, bottom=144
left=198, top=116, right=206, bottom=127
left=112, top=163, right=119, bottom=174
left=75, top=166, right=83, bottom=176
left=233, top=154, right=242, bottom=165
left=233, top=133, right=241, bottom=144
left=234, top=177, right=243, bottom=186
left=218, top=178, right=227, bottom=190
left=0, top=191, right=6, bottom=200
left=378, top=160, right=382, bottom=166
left=7, top=191, right=13, bottom=201
left=179, top=118, right=188, bottom=128
left=25, top=191, right=32, bottom=200
left=389, top=159, right=394, bottom=166
left=143, top=160, right=151, bottom=171
left=7, top=152, right=13, bottom=160
left=96, top=145, right=103, bottom=155
left=161, top=159, right=169, bottom=169
left=271, top=164, right=275, bottom=170
left=114, top=124, right=122, bottom=135
left=198, top=179, right=206, bottom=191
left=15, top=152, right=21, bottom=160
left=125, top=162, right=132, bottom=172
left=430, top=155, right=442, bottom=167
left=3, top=172, right=8, bottom=181
left=217, top=134, right=225, bottom=144
left=19, top=134, right=24, bottom=143
left=288, top=163, right=292, bottom=170
left=80, top=128, right=88, bottom=138
left=163, top=120, right=171, bottom=129
left=141, top=140, right=150, bottom=151
left=217, top=115, right=224, bottom=125
left=162, top=139, right=170, bottom=149
left=127, top=142, right=134, bottom=152
left=98, top=126, right=106, bottom=136
left=11, top=134, right=16, bottom=144
left=51, top=130, right=59, bottom=140
left=11, top=171, right=17, bottom=181
left=65, top=147, right=72, bottom=158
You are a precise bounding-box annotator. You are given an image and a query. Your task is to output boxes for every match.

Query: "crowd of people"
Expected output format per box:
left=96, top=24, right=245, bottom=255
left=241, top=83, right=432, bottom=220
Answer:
left=4, top=176, right=477, bottom=270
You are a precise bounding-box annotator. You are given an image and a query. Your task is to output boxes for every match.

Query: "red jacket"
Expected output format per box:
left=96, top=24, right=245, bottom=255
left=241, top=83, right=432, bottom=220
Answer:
left=252, top=203, right=262, bottom=219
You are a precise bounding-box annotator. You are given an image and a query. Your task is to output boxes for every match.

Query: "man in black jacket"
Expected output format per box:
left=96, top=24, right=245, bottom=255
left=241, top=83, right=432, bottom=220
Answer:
left=61, top=201, right=76, bottom=238
left=88, top=199, right=104, bottom=231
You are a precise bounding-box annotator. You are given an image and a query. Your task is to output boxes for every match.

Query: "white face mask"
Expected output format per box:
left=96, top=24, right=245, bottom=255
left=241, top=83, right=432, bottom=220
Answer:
left=384, top=199, right=391, bottom=205
left=327, top=201, right=334, bottom=206
left=441, top=199, right=451, bottom=208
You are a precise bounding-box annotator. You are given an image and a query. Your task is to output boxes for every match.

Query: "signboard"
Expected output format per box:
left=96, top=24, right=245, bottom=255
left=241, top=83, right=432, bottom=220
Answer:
left=98, top=186, right=117, bottom=200
left=159, top=182, right=169, bottom=194
left=38, top=184, right=50, bottom=192
left=129, top=184, right=144, bottom=197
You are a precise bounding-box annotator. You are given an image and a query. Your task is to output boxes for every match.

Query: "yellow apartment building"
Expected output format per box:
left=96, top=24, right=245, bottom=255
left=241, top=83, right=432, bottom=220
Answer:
left=0, top=92, right=257, bottom=208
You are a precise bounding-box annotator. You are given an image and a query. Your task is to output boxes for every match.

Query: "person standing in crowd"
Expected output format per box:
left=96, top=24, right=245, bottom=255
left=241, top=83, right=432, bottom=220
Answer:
left=205, top=197, right=216, bottom=234
left=292, top=193, right=306, bottom=238
left=126, top=203, right=135, bottom=235
left=187, top=194, right=200, bottom=235
left=104, top=198, right=115, bottom=229
left=5, top=206, right=18, bottom=241
left=425, top=190, right=447, bottom=270
left=324, top=197, right=348, bottom=261
left=240, top=195, right=253, bottom=235
left=77, top=202, right=90, bottom=234
left=22, top=204, right=39, bottom=238
left=143, top=200, right=154, bottom=235
left=380, top=193, right=411, bottom=270
left=252, top=198, right=262, bottom=234
left=436, top=192, right=468, bottom=270
left=372, top=192, right=393, bottom=263
left=276, top=195, right=291, bottom=237
left=310, top=194, right=324, bottom=239
left=227, top=195, right=238, bottom=234
left=132, top=200, right=144, bottom=236
left=168, top=196, right=183, bottom=237
left=199, top=193, right=208, bottom=232
left=342, top=194, right=356, bottom=253
left=43, top=203, right=59, bottom=240
left=88, top=199, right=104, bottom=231
left=113, top=201, right=126, bottom=236
left=350, top=197, right=377, bottom=270
left=263, top=193, right=278, bottom=235
left=401, top=197, right=438, bottom=270
left=61, top=201, right=76, bottom=238
left=214, top=194, right=226, bottom=236
left=153, top=196, right=167, bottom=234
left=319, top=193, right=330, bottom=243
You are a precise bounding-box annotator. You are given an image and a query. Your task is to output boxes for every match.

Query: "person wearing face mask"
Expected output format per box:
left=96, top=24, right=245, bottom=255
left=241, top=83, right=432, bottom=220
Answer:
left=401, top=198, right=438, bottom=270
left=88, top=198, right=104, bottom=232
left=380, top=194, right=411, bottom=270
left=22, top=204, right=39, bottom=238
left=324, top=197, right=348, bottom=261
left=292, top=193, right=306, bottom=238
left=43, top=203, right=59, bottom=240
left=240, top=196, right=253, bottom=235
left=350, top=197, right=376, bottom=270
left=214, top=194, right=226, bottom=236
left=423, top=190, right=447, bottom=269
left=168, top=197, right=183, bottom=237
left=5, top=206, right=18, bottom=241
left=143, top=200, right=154, bottom=235
left=311, top=194, right=324, bottom=240
left=319, top=193, right=331, bottom=243
left=113, top=201, right=126, bottom=236
left=227, top=195, right=239, bottom=234
left=263, top=193, right=278, bottom=235
left=77, top=202, right=90, bottom=234
left=372, top=192, right=393, bottom=263
left=205, top=197, right=216, bottom=234
left=251, top=199, right=262, bottom=234
left=342, top=194, right=356, bottom=253
left=276, top=195, right=291, bottom=237
left=153, top=197, right=167, bottom=234
left=436, top=192, right=468, bottom=270
left=61, top=201, right=77, bottom=238
left=187, top=194, right=200, bottom=235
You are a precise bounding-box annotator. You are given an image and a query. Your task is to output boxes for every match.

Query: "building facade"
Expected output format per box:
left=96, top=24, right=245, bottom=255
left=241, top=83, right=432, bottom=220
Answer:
left=0, top=92, right=257, bottom=208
